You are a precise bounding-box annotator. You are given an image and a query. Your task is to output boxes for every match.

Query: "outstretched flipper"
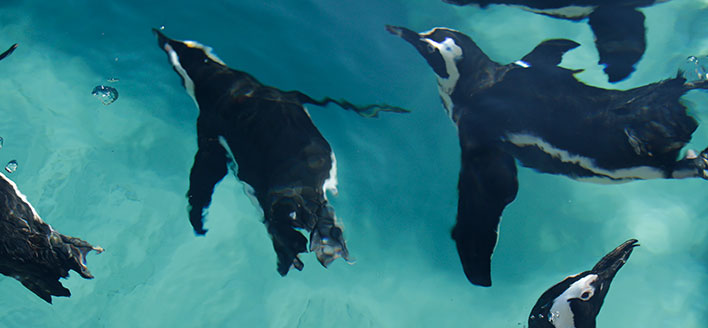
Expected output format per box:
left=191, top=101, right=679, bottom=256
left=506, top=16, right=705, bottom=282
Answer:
left=286, top=90, right=410, bottom=118
left=186, top=122, right=228, bottom=235
left=0, top=44, right=17, bottom=62
left=452, top=133, right=518, bottom=287
left=520, top=39, right=580, bottom=68
left=589, top=6, right=646, bottom=82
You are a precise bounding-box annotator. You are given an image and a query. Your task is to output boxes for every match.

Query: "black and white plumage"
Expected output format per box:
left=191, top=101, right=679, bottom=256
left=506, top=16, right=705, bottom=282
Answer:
left=154, top=29, right=407, bottom=276
left=0, top=172, right=103, bottom=303
left=443, top=0, right=671, bottom=82
left=529, top=239, right=639, bottom=328
left=387, top=25, right=708, bottom=286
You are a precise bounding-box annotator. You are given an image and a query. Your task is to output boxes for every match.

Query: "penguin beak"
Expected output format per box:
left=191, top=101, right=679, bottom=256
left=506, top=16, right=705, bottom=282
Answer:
left=152, top=28, right=174, bottom=52
left=591, top=239, right=639, bottom=283
left=386, top=25, right=451, bottom=79
left=385, top=25, right=431, bottom=56
left=385, top=25, right=422, bottom=46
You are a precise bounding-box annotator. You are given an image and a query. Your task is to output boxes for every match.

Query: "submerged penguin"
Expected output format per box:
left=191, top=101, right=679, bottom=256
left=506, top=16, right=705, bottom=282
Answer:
left=443, top=0, right=670, bottom=82
left=0, top=172, right=103, bottom=303
left=529, top=239, right=639, bottom=328
left=387, top=25, right=708, bottom=286
left=154, top=29, right=407, bottom=276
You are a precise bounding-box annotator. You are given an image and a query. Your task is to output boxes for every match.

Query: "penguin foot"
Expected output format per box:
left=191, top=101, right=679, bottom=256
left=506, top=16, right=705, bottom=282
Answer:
left=698, top=148, right=708, bottom=179
left=673, top=148, right=708, bottom=179
left=310, top=225, right=350, bottom=268
left=309, top=203, right=350, bottom=268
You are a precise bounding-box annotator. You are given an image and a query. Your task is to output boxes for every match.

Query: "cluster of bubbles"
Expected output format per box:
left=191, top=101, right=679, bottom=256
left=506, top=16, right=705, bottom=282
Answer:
left=0, top=137, right=18, bottom=173
left=91, top=85, right=119, bottom=105
left=681, top=56, right=708, bottom=83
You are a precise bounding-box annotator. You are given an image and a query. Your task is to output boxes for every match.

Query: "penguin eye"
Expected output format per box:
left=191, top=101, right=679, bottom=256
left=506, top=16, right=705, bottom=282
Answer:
left=580, top=291, right=591, bottom=300
left=426, top=43, right=436, bottom=53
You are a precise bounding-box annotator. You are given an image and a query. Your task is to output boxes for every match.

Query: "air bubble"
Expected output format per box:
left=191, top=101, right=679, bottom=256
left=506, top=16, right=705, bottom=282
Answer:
left=5, top=160, right=18, bottom=173
left=681, top=55, right=707, bottom=83
left=92, top=85, right=119, bottom=105
left=0, top=136, right=4, bottom=150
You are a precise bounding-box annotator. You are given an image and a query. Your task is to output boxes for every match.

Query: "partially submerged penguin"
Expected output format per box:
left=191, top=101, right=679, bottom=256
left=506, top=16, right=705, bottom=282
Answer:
left=529, top=239, right=639, bottom=328
left=0, top=172, right=103, bottom=303
left=154, top=29, right=407, bottom=275
left=387, top=25, right=708, bottom=286
left=443, top=0, right=671, bottom=82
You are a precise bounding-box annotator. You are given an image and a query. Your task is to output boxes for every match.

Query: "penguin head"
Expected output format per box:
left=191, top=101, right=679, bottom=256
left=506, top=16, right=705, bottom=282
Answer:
left=386, top=25, right=467, bottom=80
left=529, top=239, right=639, bottom=328
left=153, top=29, right=226, bottom=101
left=386, top=25, right=498, bottom=120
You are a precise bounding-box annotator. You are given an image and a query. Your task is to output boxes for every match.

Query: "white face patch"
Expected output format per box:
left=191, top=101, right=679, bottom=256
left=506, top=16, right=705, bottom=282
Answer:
left=505, top=133, right=665, bottom=183
left=549, top=274, right=598, bottom=328
left=183, top=40, right=226, bottom=66
left=322, top=152, right=338, bottom=200
left=0, top=172, right=51, bottom=231
left=164, top=43, right=197, bottom=106
left=422, top=36, right=463, bottom=122
left=523, top=5, right=597, bottom=19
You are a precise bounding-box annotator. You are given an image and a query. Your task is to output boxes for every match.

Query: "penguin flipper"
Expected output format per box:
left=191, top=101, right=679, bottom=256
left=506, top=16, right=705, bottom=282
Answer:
left=287, top=90, right=410, bottom=118
left=453, top=137, right=518, bottom=287
left=588, top=6, right=646, bottom=82
left=520, top=39, right=580, bottom=68
left=187, top=127, right=228, bottom=235
left=0, top=44, right=17, bottom=62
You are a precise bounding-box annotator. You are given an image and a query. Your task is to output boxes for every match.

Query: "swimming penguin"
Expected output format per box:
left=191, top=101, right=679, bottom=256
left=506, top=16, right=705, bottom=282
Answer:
left=386, top=25, right=708, bottom=286
left=0, top=172, right=103, bottom=303
left=153, top=29, right=407, bottom=276
left=443, top=0, right=670, bottom=82
left=0, top=43, right=18, bottom=62
left=529, top=239, right=639, bottom=328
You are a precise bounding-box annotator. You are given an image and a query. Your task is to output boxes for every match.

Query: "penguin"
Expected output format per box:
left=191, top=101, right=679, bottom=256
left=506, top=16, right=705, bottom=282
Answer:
left=529, top=239, right=639, bottom=328
left=386, top=25, right=708, bottom=286
left=0, top=43, right=17, bottom=62
left=442, top=0, right=671, bottom=82
left=153, top=29, right=407, bottom=276
left=0, top=172, right=103, bottom=303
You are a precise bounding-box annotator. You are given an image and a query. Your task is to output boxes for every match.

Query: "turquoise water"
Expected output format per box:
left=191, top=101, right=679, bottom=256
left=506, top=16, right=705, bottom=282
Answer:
left=0, top=0, right=707, bottom=327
